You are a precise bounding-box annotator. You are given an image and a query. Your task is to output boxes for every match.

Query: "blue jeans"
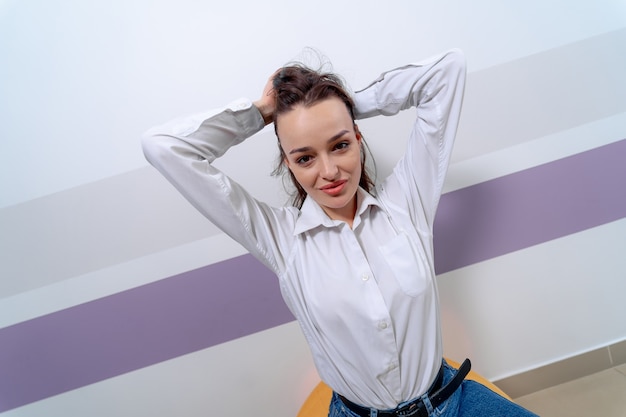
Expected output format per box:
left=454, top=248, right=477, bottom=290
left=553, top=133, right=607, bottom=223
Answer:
left=328, top=361, right=539, bottom=417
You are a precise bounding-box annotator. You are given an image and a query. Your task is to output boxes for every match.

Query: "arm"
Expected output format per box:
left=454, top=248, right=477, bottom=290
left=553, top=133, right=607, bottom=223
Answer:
left=141, top=84, right=293, bottom=275
left=353, top=49, right=467, bottom=226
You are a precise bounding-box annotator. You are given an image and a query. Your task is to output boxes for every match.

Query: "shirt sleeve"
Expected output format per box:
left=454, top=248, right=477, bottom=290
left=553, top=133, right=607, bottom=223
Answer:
left=141, top=98, right=294, bottom=275
left=353, top=49, right=467, bottom=229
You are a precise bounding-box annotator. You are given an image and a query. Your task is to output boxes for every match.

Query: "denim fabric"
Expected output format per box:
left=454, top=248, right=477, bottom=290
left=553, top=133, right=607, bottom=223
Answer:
left=327, top=361, right=539, bottom=417
left=329, top=392, right=362, bottom=417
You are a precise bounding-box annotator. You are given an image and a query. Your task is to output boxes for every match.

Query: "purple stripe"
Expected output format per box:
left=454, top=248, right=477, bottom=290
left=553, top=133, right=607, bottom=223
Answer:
left=433, top=139, right=626, bottom=273
left=0, top=255, right=293, bottom=413
left=1, top=139, right=625, bottom=412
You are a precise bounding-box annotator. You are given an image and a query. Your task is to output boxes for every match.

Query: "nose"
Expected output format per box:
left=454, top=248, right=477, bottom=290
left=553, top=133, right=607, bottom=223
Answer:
left=320, top=155, right=339, bottom=180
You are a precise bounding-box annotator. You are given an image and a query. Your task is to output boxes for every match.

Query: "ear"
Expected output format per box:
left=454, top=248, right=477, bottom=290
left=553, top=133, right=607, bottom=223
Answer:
left=354, top=124, right=362, bottom=142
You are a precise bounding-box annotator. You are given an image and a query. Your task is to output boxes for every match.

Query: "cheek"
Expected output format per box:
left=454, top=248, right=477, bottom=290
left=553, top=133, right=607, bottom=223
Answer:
left=289, top=166, right=315, bottom=189
left=348, top=153, right=363, bottom=177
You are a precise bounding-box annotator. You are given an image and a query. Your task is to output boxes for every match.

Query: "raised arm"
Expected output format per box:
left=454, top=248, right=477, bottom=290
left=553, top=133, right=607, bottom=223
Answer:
left=353, top=49, right=466, bottom=226
left=141, top=80, right=294, bottom=275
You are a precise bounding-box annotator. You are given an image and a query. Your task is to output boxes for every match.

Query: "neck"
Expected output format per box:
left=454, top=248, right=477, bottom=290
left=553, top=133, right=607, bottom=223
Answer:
left=323, top=196, right=358, bottom=228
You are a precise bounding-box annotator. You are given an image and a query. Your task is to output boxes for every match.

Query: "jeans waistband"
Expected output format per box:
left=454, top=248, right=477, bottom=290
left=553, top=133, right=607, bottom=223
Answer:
left=337, top=359, right=471, bottom=417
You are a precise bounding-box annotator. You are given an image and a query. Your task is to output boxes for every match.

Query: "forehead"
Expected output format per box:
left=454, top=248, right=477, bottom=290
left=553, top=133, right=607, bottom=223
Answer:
left=276, top=97, right=354, bottom=149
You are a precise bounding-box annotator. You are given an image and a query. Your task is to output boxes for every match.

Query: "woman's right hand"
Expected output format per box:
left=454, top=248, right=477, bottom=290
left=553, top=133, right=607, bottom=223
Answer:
left=253, top=71, right=278, bottom=125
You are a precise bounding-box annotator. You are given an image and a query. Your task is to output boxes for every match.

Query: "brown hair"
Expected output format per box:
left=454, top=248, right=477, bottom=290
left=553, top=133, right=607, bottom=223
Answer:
left=271, top=64, right=376, bottom=208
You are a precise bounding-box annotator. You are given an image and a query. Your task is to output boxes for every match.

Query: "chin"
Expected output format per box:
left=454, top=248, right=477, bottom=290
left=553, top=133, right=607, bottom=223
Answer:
left=322, top=194, right=356, bottom=213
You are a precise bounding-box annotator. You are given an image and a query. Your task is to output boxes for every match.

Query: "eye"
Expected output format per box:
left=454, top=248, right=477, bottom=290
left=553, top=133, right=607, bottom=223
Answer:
left=296, top=155, right=313, bottom=165
left=333, top=141, right=350, bottom=151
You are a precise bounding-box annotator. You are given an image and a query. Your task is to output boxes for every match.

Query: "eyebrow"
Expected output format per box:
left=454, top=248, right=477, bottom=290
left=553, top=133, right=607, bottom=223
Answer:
left=288, top=130, right=350, bottom=155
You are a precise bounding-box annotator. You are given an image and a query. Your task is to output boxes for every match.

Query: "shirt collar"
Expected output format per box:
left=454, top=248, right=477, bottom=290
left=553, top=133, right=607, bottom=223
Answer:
left=293, top=188, right=382, bottom=235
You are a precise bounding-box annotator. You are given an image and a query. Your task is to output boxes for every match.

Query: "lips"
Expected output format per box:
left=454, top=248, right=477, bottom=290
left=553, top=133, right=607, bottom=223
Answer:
left=320, top=180, right=347, bottom=196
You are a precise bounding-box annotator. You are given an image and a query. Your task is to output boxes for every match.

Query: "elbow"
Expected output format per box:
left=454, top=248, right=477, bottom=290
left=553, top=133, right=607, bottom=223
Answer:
left=140, top=130, right=155, bottom=164
left=440, top=49, right=467, bottom=91
left=446, top=49, right=467, bottom=76
left=140, top=128, right=166, bottom=166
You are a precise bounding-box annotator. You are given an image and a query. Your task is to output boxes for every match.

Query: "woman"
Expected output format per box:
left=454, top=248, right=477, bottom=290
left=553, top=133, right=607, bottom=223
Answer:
left=142, top=49, right=537, bottom=417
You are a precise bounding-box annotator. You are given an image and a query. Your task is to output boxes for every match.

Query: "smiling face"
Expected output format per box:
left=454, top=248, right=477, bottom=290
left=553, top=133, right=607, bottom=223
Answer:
left=277, top=97, right=362, bottom=224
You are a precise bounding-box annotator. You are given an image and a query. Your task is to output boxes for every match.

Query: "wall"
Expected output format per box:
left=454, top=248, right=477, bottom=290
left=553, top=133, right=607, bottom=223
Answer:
left=1, top=0, right=625, bottom=415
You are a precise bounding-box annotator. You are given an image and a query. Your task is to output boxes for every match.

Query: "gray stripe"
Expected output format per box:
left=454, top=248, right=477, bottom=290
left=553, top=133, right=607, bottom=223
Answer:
left=456, top=28, right=626, bottom=161
left=2, top=29, right=625, bottom=297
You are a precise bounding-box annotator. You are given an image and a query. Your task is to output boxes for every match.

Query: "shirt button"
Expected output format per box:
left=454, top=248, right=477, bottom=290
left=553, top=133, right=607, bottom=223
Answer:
left=388, top=362, right=398, bottom=371
left=361, top=273, right=370, bottom=281
left=378, top=321, right=388, bottom=330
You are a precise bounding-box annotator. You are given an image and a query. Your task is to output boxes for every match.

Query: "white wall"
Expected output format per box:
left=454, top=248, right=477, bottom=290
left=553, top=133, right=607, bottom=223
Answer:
left=1, top=1, right=626, bottom=416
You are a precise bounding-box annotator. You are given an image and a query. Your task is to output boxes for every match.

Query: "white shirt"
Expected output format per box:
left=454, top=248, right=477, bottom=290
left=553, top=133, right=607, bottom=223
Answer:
left=142, top=49, right=466, bottom=409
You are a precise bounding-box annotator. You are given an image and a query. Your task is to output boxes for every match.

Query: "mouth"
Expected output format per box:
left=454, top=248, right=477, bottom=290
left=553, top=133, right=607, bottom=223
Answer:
left=320, top=180, right=347, bottom=196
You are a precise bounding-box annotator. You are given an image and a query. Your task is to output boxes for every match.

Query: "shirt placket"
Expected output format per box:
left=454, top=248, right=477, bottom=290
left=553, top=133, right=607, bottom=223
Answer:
left=344, top=226, right=403, bottom=402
